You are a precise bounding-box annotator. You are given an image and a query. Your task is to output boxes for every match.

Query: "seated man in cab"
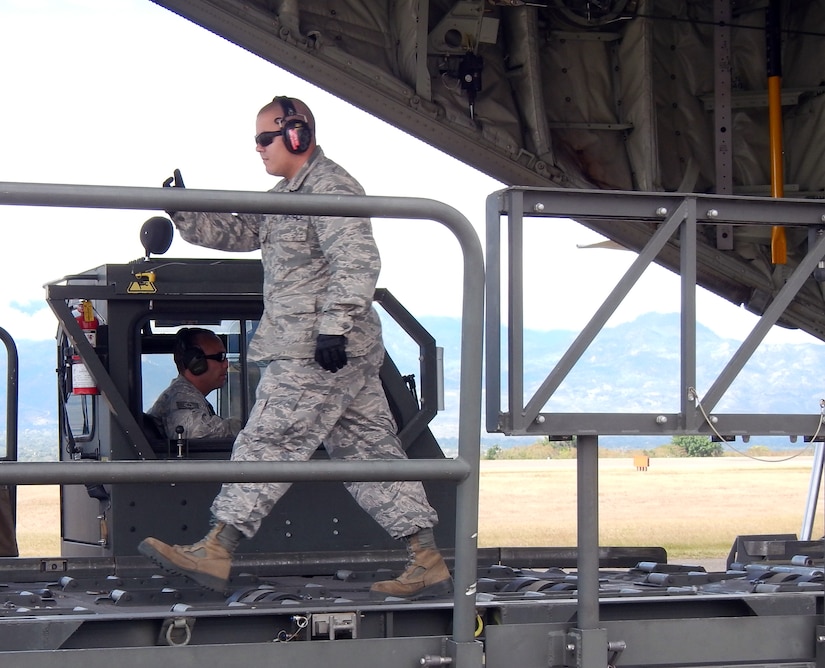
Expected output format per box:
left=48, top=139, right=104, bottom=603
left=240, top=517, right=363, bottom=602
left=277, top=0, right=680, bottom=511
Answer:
left=148, top=327, right=241, bottom=439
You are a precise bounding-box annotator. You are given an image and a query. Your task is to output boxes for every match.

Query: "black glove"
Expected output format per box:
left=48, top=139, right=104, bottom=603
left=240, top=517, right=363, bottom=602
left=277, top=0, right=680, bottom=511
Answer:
left=314, top=334, right=347, bottom=372
left=162, top=169, right=184, bottom=217
left=162, top=168, right=185, bottom=189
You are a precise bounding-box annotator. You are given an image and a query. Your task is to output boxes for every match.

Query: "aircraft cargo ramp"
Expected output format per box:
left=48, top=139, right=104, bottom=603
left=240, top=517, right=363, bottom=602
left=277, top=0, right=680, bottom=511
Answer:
left=0, top=546, right=823, bottom=666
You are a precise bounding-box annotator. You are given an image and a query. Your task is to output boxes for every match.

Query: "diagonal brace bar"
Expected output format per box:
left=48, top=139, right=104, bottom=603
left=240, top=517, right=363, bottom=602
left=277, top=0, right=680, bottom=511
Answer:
left=700, top=228, right=825, bottom=411
left=521, top=199, right=691, bottom=424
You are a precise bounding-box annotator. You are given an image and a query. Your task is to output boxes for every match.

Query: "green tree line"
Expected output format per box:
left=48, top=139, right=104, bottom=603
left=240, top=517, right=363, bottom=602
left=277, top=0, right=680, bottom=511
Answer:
left=484, top=434, right=724, bottom=460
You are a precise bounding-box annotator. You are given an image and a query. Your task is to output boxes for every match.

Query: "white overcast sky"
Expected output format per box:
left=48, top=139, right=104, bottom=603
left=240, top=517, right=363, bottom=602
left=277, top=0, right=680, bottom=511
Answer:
left=0, top=0, right=816, bottom=347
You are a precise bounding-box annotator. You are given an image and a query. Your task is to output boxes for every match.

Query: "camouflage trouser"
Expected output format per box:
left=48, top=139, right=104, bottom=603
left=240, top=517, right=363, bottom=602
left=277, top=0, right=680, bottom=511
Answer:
left=211, top=340, right=438, bottom=539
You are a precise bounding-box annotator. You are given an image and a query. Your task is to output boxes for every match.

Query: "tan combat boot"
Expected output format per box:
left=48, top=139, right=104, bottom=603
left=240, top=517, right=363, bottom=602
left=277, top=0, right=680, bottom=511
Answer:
left=138, top=522, right=241, bottom=594
left=370, top=528, right=453, bottom=599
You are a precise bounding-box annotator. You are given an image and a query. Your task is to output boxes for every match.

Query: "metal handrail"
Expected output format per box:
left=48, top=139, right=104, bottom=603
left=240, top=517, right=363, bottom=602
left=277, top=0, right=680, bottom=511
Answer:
left=0, top=180, right=484, bottom=652
left=0, top=458, right=472, bottom=484
left=0, top=326, right=19, bottom=532
left=0, top=326, right=18, bottom=464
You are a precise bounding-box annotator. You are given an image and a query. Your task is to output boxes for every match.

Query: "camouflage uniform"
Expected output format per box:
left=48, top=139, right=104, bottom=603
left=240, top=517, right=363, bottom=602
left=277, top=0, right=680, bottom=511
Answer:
left=172, top=147, right=438, bottom=539
left=148, top=374, right=241, bottom=439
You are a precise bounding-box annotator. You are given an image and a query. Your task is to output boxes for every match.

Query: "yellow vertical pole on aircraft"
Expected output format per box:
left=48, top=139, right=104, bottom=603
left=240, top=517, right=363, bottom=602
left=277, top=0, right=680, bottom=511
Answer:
left=767, top=0, right=787, bottom=264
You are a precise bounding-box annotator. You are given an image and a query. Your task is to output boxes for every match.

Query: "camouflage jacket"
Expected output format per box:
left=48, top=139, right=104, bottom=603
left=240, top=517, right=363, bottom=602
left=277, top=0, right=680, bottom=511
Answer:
left=147, top=374, right=241, bottom=439
left=173, top=147, right=382, bottom=361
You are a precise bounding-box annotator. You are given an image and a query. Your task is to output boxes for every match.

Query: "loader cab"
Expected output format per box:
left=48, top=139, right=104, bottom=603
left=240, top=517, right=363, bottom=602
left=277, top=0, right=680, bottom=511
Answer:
left=138, top=317, right=262, bottom=453
left=62, top=318, right=260, bottom=453
left=48, top=258, right=454, bottom=559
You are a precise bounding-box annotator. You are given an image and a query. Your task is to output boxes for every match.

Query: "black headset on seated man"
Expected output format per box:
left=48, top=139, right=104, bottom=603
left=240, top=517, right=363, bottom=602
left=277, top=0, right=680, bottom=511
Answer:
left=274, top=96, right=313, bottom=154
left=175, top=327, right=212, bottom=377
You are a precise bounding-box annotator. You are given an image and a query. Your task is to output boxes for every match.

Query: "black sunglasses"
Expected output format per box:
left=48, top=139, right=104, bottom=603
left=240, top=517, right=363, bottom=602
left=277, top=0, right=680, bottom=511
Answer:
left=255, top=130, right=283, bottom=147
left=203, top=352, right=227, bottom=363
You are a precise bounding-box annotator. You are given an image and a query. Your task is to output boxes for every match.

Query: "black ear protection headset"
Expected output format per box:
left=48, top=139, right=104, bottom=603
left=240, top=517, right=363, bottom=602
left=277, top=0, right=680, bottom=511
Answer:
left=275, top=96, right=313, bottom=154
left=175, top=328, right=210, bottom=376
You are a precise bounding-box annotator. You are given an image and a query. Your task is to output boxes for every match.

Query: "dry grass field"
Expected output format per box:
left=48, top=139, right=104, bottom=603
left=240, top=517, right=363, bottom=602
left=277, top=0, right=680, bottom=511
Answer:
left=477, top=456, right=822, bottom=562
left=13, top=455, right=823, bottom=564
left=15, top=485, right=61, bottom=556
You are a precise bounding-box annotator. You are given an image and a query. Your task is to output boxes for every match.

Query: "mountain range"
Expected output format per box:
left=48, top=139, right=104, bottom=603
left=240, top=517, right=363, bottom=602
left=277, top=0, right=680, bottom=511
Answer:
left=3, top=311, right=824, bottom=460
left=392, top=312, right=825, bottom=452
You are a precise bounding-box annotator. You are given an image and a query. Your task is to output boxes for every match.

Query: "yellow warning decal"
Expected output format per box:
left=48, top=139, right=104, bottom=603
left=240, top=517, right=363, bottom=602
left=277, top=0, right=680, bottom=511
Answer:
left=128, top=272, right=157, bottom=294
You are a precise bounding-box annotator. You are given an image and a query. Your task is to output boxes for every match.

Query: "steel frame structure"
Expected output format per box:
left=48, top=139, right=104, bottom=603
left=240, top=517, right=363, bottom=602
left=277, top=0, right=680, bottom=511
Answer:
left=484, top=187, right=825, bottom=641
left=486, top=187, right=825, bottom=440
left=1, top=182, right=825, bottom=667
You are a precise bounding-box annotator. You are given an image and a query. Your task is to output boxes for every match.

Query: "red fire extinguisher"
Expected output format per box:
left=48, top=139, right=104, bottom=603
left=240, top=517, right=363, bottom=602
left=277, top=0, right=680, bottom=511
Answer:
left=72, top=300, right=99, bottom=395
